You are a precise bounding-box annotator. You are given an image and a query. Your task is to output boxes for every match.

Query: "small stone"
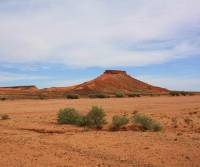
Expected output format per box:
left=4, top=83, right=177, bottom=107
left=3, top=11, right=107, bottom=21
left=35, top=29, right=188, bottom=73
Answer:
left=144, top=147, right=149, bottom=150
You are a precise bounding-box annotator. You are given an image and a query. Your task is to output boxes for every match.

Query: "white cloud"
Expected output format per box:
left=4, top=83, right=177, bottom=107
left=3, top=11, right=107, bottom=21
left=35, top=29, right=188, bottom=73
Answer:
left=0, top=0, right=200, bottom=67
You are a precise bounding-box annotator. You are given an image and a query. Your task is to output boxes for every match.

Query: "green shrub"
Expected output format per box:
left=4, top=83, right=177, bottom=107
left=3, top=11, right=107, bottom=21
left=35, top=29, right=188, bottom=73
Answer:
left=66, top=94, right=80, bottom=99
left=115, top=92, right=125, bottom=98
left=57, top=106, right=107, bottom=129
left=76, top=116, right=89, bottom=127
left=180, top=91, right=193, bottom=96
left=169, top=91, right=180, bottom=96
left=112, top=115, right=129, bottom=130
left=88, top=93, right=110, bottom=98
left=132, top=114, right=162, bottom=132
left=180, top=91, right=187, bottom=96
left=57, top=108, right=80, bottom=124
left=0, top=114, right=9, bottom=120
left=128, top=93, right=141, bottom=97
left=86, top=106, right=107, bottom=129
left=152, top=123, right=162, bottom=131
left=170, top=91, right=194, bottom=96
left=151, top=94, right=161, bottom=97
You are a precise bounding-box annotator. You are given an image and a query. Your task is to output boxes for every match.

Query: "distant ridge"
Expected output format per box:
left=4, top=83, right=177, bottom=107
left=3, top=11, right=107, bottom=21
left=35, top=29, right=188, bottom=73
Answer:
left=0, top=85, right=38, bottom=94
left=0, top=85, right=37, bottom=90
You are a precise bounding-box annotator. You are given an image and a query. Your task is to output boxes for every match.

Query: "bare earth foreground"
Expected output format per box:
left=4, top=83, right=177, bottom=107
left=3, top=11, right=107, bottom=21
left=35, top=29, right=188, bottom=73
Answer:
left=0, top=96, right=200, bottom=167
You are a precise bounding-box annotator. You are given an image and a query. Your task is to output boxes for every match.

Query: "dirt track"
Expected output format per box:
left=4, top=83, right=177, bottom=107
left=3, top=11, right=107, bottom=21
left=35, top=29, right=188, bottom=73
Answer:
left=0, top=96, right=200, bottom=167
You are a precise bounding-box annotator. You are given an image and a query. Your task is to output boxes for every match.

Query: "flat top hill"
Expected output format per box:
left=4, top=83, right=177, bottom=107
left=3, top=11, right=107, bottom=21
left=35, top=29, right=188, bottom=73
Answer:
left=70, top=70, right=168, bottom=94
left=0, top=70, right=169, bottom=98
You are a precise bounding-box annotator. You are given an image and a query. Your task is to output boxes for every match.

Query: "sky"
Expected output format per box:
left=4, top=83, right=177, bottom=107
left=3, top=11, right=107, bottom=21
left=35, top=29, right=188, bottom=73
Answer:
left=0, top=0, right=200, bottom=91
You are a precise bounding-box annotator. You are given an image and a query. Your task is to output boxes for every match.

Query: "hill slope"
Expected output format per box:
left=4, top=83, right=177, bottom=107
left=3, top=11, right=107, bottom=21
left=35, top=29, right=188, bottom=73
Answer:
left=70, top=70, right=168, bottom=94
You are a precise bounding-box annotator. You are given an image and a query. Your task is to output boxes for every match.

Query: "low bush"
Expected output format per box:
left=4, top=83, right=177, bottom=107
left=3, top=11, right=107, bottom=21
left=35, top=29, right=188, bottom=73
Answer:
left=112, top=115, right=129, bottom=130
left=169, top=91, right=193, bottom=96
left=39, top=95, right=45, bottom=100
left=128, top=93, right=141, bottom=97
left=88, top=93, right=110, bottom=98
left=180, top=91, right=193, bottom=96
left=0, top=114, right=9, bottom=120
left=115, top=92, right=125, bottom=98
left=180, top=91, right=187, bottom=96
left=169, top=91, right=180, bottom=96
left=57, top=106, right=107, bottom=129
left=57, top=108, right=80, bottom=124
left=0, top=97, right=6, bottom=101
left=56, top=107, right=162, bottom=132
left=76, top=116, right=89, bottom=127
left=132, top=114, right=162, bottom=132
left=66, top=94, right=80, bottom=99
left=150, top=94, right=161, bottom=97
left=86, top=106, right=107, bottom=129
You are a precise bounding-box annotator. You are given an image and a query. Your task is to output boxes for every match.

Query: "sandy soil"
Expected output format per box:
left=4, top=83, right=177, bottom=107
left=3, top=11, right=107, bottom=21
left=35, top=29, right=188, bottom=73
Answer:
left=0, top=96, right=200, bottom=167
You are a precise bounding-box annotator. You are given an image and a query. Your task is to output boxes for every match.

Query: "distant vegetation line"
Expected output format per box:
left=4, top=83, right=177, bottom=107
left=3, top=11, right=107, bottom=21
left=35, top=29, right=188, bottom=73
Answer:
left=0, top=91, right=196, bottom=100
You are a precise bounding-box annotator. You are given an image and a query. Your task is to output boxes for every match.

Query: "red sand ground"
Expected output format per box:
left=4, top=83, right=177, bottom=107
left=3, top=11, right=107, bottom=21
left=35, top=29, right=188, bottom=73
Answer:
left=0, top=96, right=200, bottom=167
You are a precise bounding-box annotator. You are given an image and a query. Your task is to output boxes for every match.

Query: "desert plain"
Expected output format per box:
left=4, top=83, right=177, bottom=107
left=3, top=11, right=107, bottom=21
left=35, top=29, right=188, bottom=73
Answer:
left=0, top=96, right=200, bottom=167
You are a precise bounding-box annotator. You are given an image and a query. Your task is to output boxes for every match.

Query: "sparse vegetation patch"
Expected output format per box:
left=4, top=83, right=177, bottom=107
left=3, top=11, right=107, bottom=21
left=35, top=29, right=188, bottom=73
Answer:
left=169, top=91, right=193, bottom=96
left=57, top=106, right=107, bottom=129
left=57, top=107, right=163, bottom=132
left=132, top=114, right=162, bottom=132
left=86, top=106, right=107, bottom=129
left=88, top=93, right=110, bottom=98
left=66, top=94, right=80, bottom=99
left=128, top=93, right=141, bottom=97
left=115, top=92, right=125, bottom=98
left=57, top=108, right=80, bottom=124
left=111, top=115, right=129, bottom=130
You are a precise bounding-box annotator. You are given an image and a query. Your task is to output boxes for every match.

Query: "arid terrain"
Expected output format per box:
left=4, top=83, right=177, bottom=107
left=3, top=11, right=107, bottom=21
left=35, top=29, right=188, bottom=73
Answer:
left=0, top=70, right=169, bottom=100
left=0, top=96, right=200, bottom=167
